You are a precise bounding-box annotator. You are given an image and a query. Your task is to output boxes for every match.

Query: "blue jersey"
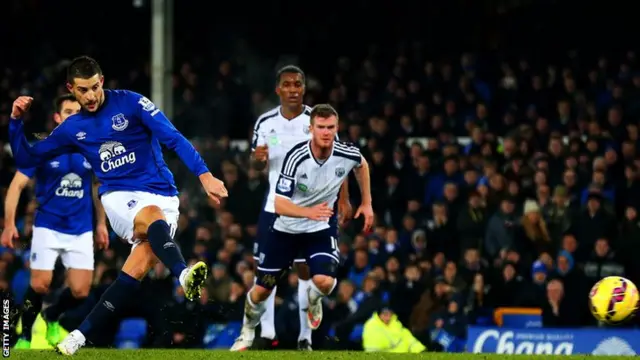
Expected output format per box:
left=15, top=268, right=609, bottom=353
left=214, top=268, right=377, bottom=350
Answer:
left=18, top=154, right=94, bottom=235
left=9, top=90, right=209, bottom=197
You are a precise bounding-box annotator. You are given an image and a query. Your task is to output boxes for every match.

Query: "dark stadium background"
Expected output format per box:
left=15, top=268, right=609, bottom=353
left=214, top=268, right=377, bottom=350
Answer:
left=2, top=0, right=640, bottom=352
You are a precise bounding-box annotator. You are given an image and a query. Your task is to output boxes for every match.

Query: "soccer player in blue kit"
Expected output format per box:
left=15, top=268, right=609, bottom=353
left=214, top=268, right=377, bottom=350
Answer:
left=8, top=56, right=228, bottom=355
left=3, top=94, right=109, bottom=349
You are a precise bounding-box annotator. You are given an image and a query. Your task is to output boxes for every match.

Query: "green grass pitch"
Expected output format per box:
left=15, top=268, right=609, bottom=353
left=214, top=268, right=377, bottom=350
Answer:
left=5, top=350, right=636, bottom=360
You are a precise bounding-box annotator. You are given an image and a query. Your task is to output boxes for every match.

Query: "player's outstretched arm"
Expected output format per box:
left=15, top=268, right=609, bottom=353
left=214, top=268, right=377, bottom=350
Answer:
left=9, top=97, right=75, bottom=168
left=129, top=92, right=227, bottom=202
left=1, top=171, right=31, bottom=248
left=353, top=157, right=374, bottom=231
left=131, top=93, right=209, bottom=176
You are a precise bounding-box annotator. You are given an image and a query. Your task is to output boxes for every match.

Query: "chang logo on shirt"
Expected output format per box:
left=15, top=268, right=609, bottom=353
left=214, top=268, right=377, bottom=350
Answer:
left=56, top=173, right=84, bottom=198
left=99, top=141, right=136, bottom=172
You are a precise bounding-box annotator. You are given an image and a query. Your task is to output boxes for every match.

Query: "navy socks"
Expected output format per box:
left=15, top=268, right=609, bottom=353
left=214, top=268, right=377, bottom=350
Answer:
left=78, top=272, right=140, bottom=336
left=147, top=220, right=187, bottom=277
left=43, top=287, right=84, bottom=323
left=21, top=287, right=44, bottom=341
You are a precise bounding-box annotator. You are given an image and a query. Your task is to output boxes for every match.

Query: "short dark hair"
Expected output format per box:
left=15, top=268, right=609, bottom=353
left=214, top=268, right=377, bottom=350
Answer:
left=53, top=94, right=77, bottom=114
left=67, top=56, right=102, bottom=84
left=276, top=65, right=305, bottom=85
left=309, top=104, right=338, bottom=124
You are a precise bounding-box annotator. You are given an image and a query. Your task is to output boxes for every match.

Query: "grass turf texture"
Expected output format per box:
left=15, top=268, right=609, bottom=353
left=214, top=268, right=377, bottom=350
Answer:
left=5, top=350, right=636, bottom=360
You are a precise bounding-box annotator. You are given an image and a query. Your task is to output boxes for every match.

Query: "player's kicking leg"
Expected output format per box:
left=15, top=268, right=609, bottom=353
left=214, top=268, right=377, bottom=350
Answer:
left=132, top=205, right=207, bottom=300
left=231, top=230, right=293, bottom=351
left=114, top=195, right=208, bottom=299
left=293, top=261, right=313, bottom=350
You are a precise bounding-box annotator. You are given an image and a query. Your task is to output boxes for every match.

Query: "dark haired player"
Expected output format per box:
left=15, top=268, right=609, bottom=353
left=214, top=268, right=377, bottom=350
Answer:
left=9, top=56, right=228, bottom=355
left=231, top=66, right=352, bottom=351
left=3, top=95, right=108, bottom=349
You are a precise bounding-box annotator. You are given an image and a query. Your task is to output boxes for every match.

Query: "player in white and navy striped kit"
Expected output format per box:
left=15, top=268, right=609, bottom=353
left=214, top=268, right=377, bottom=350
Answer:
left=232, top=66, right=351, bottom=351
left=236, top=104, right=374, bottom=345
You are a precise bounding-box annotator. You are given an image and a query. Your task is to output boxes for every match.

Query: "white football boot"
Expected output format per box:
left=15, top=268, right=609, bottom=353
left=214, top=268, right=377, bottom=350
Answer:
left=55, top=330, right=86, bottom=356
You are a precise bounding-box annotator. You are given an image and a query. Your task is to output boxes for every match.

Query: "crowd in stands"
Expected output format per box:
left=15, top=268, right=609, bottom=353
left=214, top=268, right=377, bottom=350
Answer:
left=2, top=1, right=640, bottom=352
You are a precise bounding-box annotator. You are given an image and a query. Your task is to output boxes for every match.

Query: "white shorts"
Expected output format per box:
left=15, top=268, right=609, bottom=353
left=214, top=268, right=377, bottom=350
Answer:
left=30, top=227, right=94, bottom=271
left=101, top=191, right=180, bottom=248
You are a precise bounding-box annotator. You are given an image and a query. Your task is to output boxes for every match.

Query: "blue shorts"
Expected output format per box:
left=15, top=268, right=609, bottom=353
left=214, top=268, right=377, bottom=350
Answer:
left=253, top=210, right=338, bottom=263
left=255, top=228, right=340, bottom=289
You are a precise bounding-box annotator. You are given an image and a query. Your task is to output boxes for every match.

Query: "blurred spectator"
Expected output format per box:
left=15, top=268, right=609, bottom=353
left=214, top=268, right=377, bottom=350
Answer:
left=542, top=279, right=582, bottom=327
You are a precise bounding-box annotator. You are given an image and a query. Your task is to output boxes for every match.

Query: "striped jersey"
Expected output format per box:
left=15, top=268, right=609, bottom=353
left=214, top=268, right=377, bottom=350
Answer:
left=274, top=140, right=362, bottom=234
left=251, top=105, right=314, bottom=213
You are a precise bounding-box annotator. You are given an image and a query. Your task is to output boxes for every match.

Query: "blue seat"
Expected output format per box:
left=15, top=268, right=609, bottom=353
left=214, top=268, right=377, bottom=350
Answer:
left=349, top=324, right=364, bottom=342
left=203, top=324, right=226, bottom=349
left=203, top=322, right=242, bottom=349
left=327, top=324, right=364, bottom=342
left=114, top=318, right=147, bottom=349
left=476, top=315, right=493, bottom=326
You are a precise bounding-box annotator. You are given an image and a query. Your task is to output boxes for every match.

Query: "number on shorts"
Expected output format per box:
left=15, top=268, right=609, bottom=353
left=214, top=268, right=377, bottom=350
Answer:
left=169, top=223, right=177, bottom=239
left=330, top=236, right=339, bottom=257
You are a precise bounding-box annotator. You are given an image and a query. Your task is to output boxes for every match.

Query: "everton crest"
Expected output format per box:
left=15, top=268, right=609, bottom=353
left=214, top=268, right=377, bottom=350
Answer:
left=335, top=167, right=345, bottom=177
left=112, top=113, right=129, bottom=131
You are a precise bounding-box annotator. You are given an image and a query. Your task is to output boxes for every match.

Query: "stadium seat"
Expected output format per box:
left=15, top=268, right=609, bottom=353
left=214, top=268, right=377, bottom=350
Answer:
left=474, top=308, right=495, bottom=326
left=327, top=325, right=364, bottom=342
left=475, top=315, right=493, bottom=326
left=349, top=324, right=364, bottom=342
left=494, top=307, right=542, bottom=328
left=115, top=318, right=147, bottom=349
left=203, top=322, right=242, bottom=349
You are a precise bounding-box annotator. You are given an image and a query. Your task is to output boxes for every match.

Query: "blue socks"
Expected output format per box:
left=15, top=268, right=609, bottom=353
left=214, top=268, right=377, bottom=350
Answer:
left=43, top=287, right=84, bottom=323
left=78, top=272, right=140, bottom=336
left=147, top=220, right=187, bottom=277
